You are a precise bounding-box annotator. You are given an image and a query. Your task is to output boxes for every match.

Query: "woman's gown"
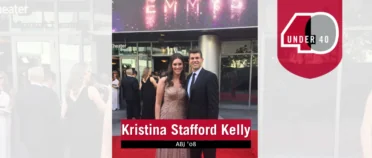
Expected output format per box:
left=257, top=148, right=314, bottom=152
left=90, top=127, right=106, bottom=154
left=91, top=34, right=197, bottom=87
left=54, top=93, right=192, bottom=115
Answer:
left=65, top=87, right=103, bottom=158
left=112, top=79, right=120, bottom=110
left=156, top=86, right=190, bottom=158
left=0, top=91, right=10, bottom=158
left=141, top=78, right=156, bottom=119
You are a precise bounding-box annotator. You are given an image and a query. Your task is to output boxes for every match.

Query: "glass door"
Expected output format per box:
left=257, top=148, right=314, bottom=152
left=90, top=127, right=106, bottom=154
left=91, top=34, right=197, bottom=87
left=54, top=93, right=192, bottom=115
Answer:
left=138, top=55, right=152, bottom=80
left=120, top=56, right=138, bottom=79
left=11, top=36, right=59, bottom=94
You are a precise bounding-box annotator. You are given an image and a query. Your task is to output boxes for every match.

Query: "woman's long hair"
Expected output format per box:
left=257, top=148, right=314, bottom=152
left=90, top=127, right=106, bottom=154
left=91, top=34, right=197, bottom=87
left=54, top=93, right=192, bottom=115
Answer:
left=165, top=53, right=186, bottom=88
left=141, top=67, right=150, bottom=81
left=65, top=63, right=90, bottom=100
left=112, top=70, right=119, bottom=81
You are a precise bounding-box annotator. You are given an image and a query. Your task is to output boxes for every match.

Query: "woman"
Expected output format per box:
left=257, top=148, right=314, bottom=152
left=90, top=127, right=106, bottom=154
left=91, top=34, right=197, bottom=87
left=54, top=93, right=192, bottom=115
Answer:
left=361, top=91, right=372, bottom=158
left=112, top=71, right=120, bottom=111
left=64, top=63, right=111, bottom=158
left=155, top=53, right=189, bottom=158
left=0, top=71, right=10, bottom=158
left=0, top=71, right=10, bottom=109
left=140, top=67, right=157, bottom=119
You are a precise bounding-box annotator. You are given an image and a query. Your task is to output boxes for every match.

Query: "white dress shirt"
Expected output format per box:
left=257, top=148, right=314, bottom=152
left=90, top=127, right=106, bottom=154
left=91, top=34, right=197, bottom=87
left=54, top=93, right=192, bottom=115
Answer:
left=187, top=67, right=202, bottom=97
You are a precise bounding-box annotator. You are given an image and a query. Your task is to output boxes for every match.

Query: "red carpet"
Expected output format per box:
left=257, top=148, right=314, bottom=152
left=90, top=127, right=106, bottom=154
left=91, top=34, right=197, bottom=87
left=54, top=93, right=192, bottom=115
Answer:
left=113, top=130, right=257, bottom=158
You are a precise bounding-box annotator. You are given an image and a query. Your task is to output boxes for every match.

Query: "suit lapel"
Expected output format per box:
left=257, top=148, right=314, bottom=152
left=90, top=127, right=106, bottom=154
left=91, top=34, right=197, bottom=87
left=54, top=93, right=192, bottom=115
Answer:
left=186, top=74, right=191, bottom=99
left=190, top=68, right=205, bottom=97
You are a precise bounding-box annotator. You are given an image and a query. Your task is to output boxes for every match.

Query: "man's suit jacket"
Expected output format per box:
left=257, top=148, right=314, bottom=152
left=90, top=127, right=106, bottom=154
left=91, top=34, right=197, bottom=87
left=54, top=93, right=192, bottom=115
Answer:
left=14, top=84, right=61, bottom=157
left=120, top=76, right=140, bottom=101
left=186, top=68, right=219, bottom=119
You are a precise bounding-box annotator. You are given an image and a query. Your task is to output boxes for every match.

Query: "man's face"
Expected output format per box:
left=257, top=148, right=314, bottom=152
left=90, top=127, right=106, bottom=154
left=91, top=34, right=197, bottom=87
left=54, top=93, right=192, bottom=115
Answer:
left=189, top=53, right=203, bottom=70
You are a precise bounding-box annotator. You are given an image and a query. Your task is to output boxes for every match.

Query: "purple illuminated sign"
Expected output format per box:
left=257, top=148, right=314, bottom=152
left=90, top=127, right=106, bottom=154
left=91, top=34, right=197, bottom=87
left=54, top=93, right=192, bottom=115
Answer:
left=113, top=0, right=257, bottom=32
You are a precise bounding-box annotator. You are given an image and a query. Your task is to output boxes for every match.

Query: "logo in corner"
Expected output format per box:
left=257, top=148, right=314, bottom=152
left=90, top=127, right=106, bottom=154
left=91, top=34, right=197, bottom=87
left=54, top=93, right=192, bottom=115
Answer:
left=277, top=0, right=342, bottom=79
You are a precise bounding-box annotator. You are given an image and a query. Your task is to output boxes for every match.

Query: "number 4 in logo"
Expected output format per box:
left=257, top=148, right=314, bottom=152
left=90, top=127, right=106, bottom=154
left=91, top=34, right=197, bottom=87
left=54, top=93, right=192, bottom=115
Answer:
left=280, top=12, right=339, bottom=55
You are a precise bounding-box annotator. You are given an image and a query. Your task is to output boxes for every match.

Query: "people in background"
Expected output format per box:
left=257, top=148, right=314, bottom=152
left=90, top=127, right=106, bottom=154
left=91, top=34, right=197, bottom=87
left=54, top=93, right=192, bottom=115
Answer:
left=0, top=71, right=10, bottom=109
left=361, top=91, right=372, bottom=158
left=112, top=71, right=120, bottom=111
left=43, top=70, right=56, bottom=89
left=64, top=63, right=110, bottom=158
left=152, top=72, right=160, bottom=82
left=160, top=71, right=167, bottom=77
left=0, top=71, right=10, bottom=158
left=133, top=70, right=138, bottom=78
left=121, top=69, right=141, bottom=119
left=14, top=66, right=61, bottom=158
left=140, top=67, right=157, bottom=119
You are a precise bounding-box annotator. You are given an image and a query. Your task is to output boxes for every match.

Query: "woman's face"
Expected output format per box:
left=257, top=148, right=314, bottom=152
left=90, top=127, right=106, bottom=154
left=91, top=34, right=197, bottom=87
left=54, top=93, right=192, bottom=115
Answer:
left=113, top=73, right=118, bottom=78
left=172, top=58, right=183, bottom=75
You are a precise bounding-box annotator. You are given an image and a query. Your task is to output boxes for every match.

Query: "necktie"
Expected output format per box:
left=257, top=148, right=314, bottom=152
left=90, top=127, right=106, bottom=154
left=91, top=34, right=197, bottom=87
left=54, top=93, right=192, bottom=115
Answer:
left=190, top=73, right=196, bottom=95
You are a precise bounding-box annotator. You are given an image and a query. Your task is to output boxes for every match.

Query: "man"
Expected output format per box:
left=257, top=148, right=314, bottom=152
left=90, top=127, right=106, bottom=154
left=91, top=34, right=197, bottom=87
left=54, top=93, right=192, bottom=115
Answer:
left=186, top=49, right=219, bottom=158
left=121, top=69, right=141, bottom=119
left=14, top=66, right=61, bottom=158
left=133, top=70, right=138, bottom=78
left=43, top=70, right=56, bottom=89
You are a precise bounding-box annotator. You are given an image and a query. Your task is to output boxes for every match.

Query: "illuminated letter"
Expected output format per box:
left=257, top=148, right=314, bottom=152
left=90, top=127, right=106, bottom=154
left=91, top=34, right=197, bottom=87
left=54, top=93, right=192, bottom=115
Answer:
left=231, top=0, right=243, bottom=10
left=187, top=0, right=199, bottom=14
left=145, top=0, right=156, bottom=29
left=146, top=0, right=156, bottom=14
left=164, top=0, right=177, bottom=14
left=211, top=0, right=221, bottom=19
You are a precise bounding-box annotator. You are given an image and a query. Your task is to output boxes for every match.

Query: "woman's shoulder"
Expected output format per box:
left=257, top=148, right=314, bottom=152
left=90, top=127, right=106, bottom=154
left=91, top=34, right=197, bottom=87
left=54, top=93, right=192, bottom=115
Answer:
left=159, top=76, right=167, bottom=83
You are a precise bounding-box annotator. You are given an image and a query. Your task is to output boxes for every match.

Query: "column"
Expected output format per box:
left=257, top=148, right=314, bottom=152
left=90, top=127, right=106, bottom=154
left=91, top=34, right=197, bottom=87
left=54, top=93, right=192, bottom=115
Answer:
left=198, top=35, right=221, bottom=79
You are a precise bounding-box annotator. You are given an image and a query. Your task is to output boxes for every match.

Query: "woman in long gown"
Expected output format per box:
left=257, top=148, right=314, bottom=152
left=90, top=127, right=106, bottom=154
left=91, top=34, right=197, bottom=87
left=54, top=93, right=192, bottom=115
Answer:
left=64, top=63, right=111, bottom=158
left=0, top=71, right=10, bottom=158
left=112, top=71, right=120, bottom=111
left=140, top=67, right=157, bottom=119
left=155, top=53, right=189, bottom=158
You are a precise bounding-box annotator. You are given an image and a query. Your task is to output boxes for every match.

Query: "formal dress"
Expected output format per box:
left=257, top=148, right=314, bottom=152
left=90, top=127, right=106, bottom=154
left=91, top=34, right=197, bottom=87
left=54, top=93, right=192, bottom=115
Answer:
left=156, top=86, right=190, bottom=158
left=112, top=79, right=120, bottom=110
left=65, top=87, right=103, bottom=158
left=141, top=78, right=156, bottom=119
left=0, top=90, right=10, bottom=158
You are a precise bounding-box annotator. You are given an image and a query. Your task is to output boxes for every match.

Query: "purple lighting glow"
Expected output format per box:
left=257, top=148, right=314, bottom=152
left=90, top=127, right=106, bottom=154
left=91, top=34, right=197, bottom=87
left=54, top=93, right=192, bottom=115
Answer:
left=144, top=0, right=157, bottom=29
left=164, top=0, right=177, bottom=23
left=230, top=0, right=244, bottom=20
left=112, top=0, right=256, bottom=32
left=210, top=0, right=222, bottom=20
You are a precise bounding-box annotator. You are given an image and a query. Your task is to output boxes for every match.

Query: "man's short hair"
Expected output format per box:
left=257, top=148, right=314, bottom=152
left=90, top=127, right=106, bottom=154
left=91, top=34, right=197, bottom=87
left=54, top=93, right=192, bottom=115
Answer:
left=28, top=66, right=44, bottom=83
left=188, top=49, right=203, bottom=58
left=126, top=69, right=133, bottom=75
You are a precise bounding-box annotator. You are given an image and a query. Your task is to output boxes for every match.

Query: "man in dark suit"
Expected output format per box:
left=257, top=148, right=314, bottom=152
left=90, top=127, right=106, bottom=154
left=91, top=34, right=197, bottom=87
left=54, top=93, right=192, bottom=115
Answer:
left=14, top=67, right=61, bottom=158
left=121, top=69, right=141, bottom=119
left=186, top=50, right=219, bottom=158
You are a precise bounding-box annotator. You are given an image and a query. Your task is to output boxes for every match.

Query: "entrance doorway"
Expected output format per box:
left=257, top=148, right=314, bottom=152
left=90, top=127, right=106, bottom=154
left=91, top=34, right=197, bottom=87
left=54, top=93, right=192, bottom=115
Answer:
left=11, top=36, right=62, bottom=95
left=112, top=55, right=152, bottom=80
left=112, top=56, right=120, bottom=77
